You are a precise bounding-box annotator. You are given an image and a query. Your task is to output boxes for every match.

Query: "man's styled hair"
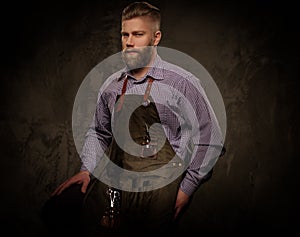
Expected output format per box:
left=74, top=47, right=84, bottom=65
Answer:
left=122, top=2, right=161, bottom=31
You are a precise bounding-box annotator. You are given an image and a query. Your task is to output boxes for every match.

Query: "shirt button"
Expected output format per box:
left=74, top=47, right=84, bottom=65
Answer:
left=178, top=163, right=182, bottom=167
left=172, top=162, right=176, bottom=166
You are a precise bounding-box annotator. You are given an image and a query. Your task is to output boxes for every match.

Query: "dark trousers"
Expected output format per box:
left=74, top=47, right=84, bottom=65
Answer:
left=41, top=170, right=213, bottom=237
left=41, top=183, right=181, bottom=237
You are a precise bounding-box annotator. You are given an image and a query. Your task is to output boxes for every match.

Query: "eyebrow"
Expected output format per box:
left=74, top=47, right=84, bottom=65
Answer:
left=121, top=30, right=146, bottom=35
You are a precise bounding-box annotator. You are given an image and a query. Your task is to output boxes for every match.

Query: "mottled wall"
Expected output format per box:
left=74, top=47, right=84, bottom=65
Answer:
left=1, top=0, right=299, bottom=236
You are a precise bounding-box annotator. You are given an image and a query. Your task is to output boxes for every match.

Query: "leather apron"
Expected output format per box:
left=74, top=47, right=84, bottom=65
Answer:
left=82, top=77, right=185, bottom=235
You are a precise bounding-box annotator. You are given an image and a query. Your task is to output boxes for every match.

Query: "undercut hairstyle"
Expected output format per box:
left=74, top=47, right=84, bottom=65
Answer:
left=122, top=1, right=161, bottom=31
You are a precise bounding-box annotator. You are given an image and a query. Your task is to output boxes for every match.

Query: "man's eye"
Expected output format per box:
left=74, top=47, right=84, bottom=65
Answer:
left=135, top=33, right=143, bottom=36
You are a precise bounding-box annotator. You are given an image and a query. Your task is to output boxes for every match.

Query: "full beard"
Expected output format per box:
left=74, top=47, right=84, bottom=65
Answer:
left=122, top=45, right=154, bottom=71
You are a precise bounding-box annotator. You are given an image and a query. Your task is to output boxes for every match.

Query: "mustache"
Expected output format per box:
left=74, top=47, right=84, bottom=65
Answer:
left=123, top=49, right=141, bottom=54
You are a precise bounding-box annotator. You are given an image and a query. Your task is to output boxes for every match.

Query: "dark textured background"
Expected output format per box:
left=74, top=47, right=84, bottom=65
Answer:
left=1, top=0, right=299, bottom=235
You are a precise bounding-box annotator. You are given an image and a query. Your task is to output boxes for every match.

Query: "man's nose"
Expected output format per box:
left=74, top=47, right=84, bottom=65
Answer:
left=126, top=35, right=134, bottom=47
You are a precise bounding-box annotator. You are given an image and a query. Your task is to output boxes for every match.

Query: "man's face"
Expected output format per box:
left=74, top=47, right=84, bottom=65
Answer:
left=121, top=16, right=161, bottom=70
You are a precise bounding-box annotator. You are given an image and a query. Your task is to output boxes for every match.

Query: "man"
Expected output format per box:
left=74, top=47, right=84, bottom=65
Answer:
left=43, top=1, right=225, bottom=236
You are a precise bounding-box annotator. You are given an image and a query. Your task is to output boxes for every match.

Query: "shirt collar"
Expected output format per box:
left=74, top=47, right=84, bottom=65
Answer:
left=118, top=55, right=165, bottom=82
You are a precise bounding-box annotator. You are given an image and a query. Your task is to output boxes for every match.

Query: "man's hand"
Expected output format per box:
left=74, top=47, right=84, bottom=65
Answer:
left=174, top=189, right=190, bottom=220
left=51, top=170, right=91, bottom=196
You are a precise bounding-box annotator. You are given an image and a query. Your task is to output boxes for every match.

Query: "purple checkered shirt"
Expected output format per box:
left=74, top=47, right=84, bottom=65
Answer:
left=80, top=55, right=224, bottom=196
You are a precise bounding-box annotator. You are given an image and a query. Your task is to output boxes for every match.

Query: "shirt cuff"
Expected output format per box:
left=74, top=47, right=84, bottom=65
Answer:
left=179, top=178, right=199, bottom=197
left=80, top=164, right=88, bottom=172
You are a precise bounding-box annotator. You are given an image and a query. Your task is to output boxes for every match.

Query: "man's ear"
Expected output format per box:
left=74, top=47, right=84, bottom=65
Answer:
left=153, top=30, right=162, bottom=46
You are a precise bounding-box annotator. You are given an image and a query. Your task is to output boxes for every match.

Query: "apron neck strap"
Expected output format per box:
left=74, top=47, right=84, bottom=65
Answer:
left=116, top=75, right=154, bottom=112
